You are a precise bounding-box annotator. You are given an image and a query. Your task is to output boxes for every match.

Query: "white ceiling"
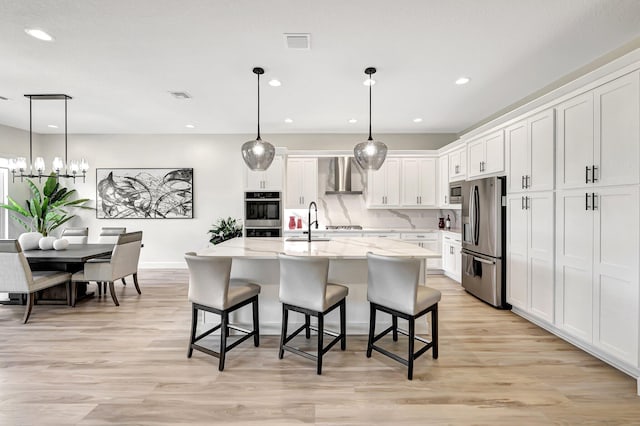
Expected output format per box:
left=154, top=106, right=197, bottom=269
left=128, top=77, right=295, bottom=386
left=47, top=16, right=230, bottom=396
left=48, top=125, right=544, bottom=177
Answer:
left=1, top=0, right=640, bottom=135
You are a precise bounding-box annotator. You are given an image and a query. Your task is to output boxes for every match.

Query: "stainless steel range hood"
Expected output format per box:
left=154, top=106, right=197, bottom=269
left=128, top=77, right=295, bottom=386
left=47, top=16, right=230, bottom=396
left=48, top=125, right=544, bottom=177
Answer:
left=325, top=156, right=363, bottom=195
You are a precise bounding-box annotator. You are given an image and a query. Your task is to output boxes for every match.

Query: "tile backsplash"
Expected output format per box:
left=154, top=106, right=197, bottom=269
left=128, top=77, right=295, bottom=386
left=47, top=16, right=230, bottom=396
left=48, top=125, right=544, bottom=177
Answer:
left=285, top=158, right=461, bottom=230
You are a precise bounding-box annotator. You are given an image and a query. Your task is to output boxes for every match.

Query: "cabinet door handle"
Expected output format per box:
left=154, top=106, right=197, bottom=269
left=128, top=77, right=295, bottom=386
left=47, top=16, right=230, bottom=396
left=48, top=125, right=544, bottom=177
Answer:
left=450, top=246, right=453, bottom=254
left=445, top=195, right=448, bottom=203
left=592, top=165, right=598, bottom=182
left=526, top=196, right=529, bottom=210
left=521, top=176, right=525, bottom=189
left=526, top=175, right=530, bottom=189
left=455, top=165, right=459, bottom=174
left=585, top=192, right=591, bottom=210
left=417, top=196, right=420, bottom=204
left=521, top=196, right=525, bottom=210
left=592, top=193, right=597, bottom=210
left=585, top=166, right=591, bottom=184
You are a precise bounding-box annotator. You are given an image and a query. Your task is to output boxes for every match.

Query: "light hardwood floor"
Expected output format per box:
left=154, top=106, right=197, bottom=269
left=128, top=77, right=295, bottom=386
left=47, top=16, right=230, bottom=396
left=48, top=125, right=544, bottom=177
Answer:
left=1, top=271, right=639, bottom=425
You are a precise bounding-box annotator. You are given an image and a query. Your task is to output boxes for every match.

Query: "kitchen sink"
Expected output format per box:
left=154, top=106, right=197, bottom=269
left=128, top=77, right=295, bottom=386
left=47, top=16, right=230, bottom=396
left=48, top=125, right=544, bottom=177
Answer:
left=285, top=236, right=331, bottom=242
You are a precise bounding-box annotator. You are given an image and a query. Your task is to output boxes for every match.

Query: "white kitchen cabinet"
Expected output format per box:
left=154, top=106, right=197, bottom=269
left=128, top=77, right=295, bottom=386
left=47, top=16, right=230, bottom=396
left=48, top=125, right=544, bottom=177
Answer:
left=442, top=233, right=461, bottom=282
left=401, top=232, right=442, bottom=272
left=244, top=155, right=284, bottom=191
left=506, top=109, right=555, bottom=194
left=467, top=129, right=505, bottom=179
left=401, top=158, right=437, bottom=207
left=367, top=158, right=401, bottom=208
left=448, top=147, right=466, bottom=182
left=506, top=192, right=555, bottom=324
left=555, top=186, right=639, bottom=366
left=438, top=155, right=450, bottom=207
left=557, top=71, right=640, bottom=190
left=285, top=158, right=318, bottom=209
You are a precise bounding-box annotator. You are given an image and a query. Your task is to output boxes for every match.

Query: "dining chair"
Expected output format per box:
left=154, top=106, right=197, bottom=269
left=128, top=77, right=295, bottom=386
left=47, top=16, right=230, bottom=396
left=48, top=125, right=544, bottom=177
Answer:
left=366, top=252, right=441, bottom=380
left=277, top=254, right=348, bottom=375
left=97, top=226, right=127, bottom=290
left=60, top=227, right=89, bottom=244
left=71, top=231, right=143, bottom=306
left=184, top=252, right=260, bottom=371
left=0, top=240, right=72, bottom=323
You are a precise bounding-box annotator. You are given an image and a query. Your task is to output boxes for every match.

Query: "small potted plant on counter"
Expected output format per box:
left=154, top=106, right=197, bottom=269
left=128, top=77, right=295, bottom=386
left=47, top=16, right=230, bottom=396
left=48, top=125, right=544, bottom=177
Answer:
left=208, top=217, right=243, bottom=245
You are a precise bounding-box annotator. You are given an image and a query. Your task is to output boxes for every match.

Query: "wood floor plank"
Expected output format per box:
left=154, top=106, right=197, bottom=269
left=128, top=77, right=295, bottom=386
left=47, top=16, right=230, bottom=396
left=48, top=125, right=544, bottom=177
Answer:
left=1, top=270, right=639, bottom=425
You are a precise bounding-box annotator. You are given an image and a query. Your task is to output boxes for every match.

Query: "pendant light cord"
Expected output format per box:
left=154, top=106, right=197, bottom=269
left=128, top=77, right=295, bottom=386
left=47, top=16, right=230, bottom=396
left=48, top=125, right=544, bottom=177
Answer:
left=65, top=95, right=68, bottom=170
left=256, top=71, right=261, bottom=141
left=29, top=96, right=33, bottom=167
left=368, top=76, right=373, bottom=141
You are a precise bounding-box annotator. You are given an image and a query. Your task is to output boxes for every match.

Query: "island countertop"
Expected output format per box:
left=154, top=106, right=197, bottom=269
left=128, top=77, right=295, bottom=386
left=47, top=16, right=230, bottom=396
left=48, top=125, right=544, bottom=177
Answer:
left=198, top=236, right=441, bottom=260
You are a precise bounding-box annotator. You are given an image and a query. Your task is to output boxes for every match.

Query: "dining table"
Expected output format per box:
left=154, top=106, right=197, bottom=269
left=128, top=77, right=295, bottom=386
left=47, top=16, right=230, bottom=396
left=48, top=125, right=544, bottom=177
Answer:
left=20, top=243, right=115, bottom=305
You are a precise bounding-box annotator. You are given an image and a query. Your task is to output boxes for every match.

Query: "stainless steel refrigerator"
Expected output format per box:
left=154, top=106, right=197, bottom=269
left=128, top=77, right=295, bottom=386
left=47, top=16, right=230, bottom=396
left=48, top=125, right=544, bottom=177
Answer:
left=461, top=176, right=509, bottom=308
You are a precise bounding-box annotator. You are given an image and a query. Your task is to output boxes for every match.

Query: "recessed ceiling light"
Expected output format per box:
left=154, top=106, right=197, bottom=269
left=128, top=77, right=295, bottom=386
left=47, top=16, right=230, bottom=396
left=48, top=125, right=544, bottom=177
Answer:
left=348, top=118, right=357, bottom=124
left=455, top=77, right=470, bottom=85
left=284, top=118, right=293, bottom=123
left=169, top=91, right=192, bottom=100
left=185, top=124, right=195, bottom=129
left=47, top=124, right=58, bottom=128
left=268, top=79, right=281, bottom=87
left=413, top=118, right=423, bottom=123
left=0, top=96, right=8, bottom=101
left=363, top=78, right=376, bottom=86
left=25, top=28, right=54, bottom=41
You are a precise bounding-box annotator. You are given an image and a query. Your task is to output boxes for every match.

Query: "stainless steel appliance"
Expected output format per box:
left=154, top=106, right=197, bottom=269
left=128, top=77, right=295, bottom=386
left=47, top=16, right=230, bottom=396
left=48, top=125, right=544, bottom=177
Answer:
left=448, top=182, right=463, bottom=204
left=244, top=191, right=282, bottom=237
left=460, top=176, right=508, bottom=308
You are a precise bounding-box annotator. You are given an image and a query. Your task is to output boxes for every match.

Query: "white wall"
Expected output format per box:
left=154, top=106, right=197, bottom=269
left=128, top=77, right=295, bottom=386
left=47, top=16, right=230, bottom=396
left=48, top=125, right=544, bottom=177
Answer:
left=22, top=131, right=455, bottom=268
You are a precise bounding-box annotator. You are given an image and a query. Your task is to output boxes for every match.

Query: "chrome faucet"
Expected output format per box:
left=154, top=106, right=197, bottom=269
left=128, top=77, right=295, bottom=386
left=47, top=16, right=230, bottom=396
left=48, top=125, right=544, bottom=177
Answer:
left=308, top=201, right=318, bottom=242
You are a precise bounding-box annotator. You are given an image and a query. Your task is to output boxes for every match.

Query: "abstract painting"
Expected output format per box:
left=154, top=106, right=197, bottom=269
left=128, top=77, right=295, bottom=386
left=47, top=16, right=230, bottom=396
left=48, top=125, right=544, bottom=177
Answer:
left=96, top=168, right=193, bottom=219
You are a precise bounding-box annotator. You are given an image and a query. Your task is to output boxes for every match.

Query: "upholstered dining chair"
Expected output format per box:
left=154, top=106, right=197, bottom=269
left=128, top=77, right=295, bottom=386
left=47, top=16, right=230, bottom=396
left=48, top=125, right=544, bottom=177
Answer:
left=277, top=254, right=348, bottom=375
left=184, top=252, right=260, bottom=371
left=96, top=226, right=127, bottom=291
left=60, top=227, right=89, bottom=244
left=0, top=240, right=72, bottom=323
left=366, top=252, right=441, bottom=380
left=71, top=231, right=143, bottom=306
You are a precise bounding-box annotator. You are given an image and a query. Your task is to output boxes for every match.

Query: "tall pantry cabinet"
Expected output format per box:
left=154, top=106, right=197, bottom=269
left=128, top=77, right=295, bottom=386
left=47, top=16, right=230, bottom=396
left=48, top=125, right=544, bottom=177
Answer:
left=555, top=70, right=640, bottom=368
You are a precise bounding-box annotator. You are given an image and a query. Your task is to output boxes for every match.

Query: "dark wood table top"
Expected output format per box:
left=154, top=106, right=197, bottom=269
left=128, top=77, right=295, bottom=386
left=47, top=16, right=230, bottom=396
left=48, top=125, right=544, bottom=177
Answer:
left=23, top=244, right=114, bottom=264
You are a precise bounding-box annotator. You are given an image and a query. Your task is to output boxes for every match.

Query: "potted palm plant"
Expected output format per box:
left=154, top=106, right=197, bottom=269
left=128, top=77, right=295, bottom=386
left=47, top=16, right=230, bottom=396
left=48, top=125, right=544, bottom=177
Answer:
left=0, top=174, right=91, bottom=236
left=208, top=217, right=243, bottom=245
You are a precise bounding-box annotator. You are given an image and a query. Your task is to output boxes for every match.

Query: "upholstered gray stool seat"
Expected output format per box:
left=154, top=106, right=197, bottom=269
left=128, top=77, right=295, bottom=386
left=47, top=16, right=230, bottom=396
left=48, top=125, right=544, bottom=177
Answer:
left=366, top=252, right=441, bottom=380
left=278, top=254, right=348, bottom=375
left=185, top=253, right=260, bottom=371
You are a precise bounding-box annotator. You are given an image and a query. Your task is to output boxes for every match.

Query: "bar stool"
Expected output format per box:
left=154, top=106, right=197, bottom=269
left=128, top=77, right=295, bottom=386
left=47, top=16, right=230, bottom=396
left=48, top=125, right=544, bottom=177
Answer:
left=277, top=254, right=348, bottom=375
left=366, top=252, right=441, bottom=380
left=184, top=252, right=260, bottom=371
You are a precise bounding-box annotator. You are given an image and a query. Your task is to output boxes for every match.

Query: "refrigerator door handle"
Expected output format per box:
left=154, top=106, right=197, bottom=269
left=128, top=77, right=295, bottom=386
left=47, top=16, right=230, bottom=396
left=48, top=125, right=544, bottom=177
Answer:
left=473, top=256, right=495, bottom=265
left=469, top=185, right=475, bottom=245
left=473, top=185, right=480, bottom=245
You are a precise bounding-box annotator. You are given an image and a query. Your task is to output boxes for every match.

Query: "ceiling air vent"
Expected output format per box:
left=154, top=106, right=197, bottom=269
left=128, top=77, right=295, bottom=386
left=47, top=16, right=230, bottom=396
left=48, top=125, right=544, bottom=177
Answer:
left=284, top=33, right=311, bottom=50
left=169, top=91, right=192, bottom=100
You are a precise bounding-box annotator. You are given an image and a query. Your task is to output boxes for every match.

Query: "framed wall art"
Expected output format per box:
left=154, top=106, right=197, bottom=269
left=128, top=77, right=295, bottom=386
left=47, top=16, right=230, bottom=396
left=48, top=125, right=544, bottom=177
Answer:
left=96, top=168, right=193, bottom=219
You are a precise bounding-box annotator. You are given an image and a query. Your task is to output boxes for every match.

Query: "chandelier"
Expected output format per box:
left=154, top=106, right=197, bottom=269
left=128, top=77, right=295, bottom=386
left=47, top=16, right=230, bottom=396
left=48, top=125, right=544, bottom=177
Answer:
left=9, top=94, right=88, bottom=182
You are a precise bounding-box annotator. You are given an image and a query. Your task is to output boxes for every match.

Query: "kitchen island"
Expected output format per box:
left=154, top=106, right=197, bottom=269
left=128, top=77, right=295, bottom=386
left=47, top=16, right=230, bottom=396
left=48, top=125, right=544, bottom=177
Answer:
left=197, top=237, right=440, bottom=334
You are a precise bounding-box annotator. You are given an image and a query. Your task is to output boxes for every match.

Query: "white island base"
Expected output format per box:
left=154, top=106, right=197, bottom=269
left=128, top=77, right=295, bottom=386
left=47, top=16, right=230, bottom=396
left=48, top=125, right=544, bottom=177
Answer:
left=197, top=237, right=440, bottom=335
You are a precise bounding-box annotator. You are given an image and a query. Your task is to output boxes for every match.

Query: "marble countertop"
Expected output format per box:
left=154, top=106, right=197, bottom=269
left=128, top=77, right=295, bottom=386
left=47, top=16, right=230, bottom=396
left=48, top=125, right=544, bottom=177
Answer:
left=198, top=237, right=441, bottom=260
left=283, top=227, right=459, bottom=234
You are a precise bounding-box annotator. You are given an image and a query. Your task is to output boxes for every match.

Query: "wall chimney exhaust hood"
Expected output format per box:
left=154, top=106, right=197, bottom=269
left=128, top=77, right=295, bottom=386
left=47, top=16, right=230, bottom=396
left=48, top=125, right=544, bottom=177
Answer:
left=325, top=156, right=363, bottom=195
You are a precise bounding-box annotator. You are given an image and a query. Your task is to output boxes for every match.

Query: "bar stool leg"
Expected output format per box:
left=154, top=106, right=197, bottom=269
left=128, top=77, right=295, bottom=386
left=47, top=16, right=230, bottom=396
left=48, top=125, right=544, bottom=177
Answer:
left=279, top=305, right=288, bottom=359
left=219, top=311, right=228, bottom=371
left=392, top=315, right=398, bottom=341
left=340, top=299, right=346, bottom=350
left=408, top=317, right=415, bottom=380
left=188, top=305, right=197, bottom=358
left=317, top=313, right=324, bottom=375
left=252, top=297, right=260, bottom=347
left=432, top=305, right=438, bottom=359
left=305, top=314, right=311, bottom=338
left=367, top=303, right=376, bottom=358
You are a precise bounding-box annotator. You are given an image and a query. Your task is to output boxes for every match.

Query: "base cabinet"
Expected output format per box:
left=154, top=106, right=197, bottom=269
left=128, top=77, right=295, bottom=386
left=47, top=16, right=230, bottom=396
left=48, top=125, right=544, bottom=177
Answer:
left=555, top=186, right=639, bottom=367
left=506, top=192, right=555, bottom=324
left=442, top=234, right=461, bottom=282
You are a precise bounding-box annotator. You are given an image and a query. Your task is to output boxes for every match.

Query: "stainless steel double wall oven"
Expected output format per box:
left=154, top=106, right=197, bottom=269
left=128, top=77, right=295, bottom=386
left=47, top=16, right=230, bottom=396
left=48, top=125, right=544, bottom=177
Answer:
left=244, top=191, right=282, bottom=237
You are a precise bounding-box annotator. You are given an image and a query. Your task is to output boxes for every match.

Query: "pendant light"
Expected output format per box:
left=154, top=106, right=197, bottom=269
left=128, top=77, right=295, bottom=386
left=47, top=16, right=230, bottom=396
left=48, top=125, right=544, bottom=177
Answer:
left=241, top=67, right=275, bottom=171
left=353, top=67, right=387, bottom=170
left=9, top=94, right=88, bottom=183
